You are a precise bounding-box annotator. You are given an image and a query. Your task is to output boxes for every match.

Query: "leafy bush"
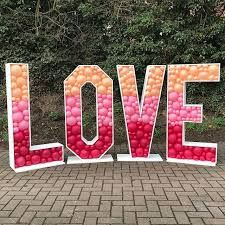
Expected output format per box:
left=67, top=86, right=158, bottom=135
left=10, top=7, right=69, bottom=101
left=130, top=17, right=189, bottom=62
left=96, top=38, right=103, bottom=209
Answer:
left=0, top=0, right=225, bottom=113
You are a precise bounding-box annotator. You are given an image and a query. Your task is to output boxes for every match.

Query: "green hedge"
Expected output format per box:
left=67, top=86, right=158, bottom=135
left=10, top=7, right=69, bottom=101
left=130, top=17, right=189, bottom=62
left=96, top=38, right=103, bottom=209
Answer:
left=0, top=0, right=225, bottom=113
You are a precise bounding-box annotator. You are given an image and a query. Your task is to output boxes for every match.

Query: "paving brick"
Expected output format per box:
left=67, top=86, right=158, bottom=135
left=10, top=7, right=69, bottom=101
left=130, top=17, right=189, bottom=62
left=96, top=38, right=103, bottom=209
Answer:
left=150, top=217, right=177, bottom=224
left=174, top=211, right=190, bottom=224
left=124, top=211, right=136, bottom=224
left=1, top=143, right=225, bottom=225
left=19, top=212, right=36, bottom=223
left=44, top=217, right=70, bottom=224
left=97, top=217, right=123, bottom=224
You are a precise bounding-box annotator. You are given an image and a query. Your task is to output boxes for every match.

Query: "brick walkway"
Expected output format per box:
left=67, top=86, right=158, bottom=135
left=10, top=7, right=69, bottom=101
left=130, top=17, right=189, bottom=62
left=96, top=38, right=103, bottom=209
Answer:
left=0, top=143, right=225, bottom=225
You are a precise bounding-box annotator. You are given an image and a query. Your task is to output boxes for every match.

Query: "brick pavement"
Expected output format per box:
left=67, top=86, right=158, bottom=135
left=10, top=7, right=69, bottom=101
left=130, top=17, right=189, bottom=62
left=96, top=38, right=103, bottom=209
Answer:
left=0, top=143, right=225, bottom=225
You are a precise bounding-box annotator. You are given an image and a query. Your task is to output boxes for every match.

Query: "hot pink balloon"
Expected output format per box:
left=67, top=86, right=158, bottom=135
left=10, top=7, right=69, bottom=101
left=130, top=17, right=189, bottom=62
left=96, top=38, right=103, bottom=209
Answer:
left=67, top=116, right=76, bottom=126
left=19, top=120, right=29, bottom=130
left=18, top=101, right=28, bottom=111
left=13, top=112, right=23, bottom=123
left=66, top=97, right=76, bottom=107
left=169, top=92, right=179, bottom=101
left=142, top=115, right=149, bottom=123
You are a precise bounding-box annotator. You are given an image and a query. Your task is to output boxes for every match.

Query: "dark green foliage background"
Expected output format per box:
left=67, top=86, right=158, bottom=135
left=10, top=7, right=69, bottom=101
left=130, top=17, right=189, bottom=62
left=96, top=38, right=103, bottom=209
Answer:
left=0, top=0, right=225, bottom=113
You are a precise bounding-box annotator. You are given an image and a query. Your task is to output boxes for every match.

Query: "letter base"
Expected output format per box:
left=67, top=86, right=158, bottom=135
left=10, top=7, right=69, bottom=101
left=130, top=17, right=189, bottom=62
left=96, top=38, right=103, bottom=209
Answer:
left=14, top=161, right=65, bottom=173
left=67, top=154, right=114, bottom=164
left=167, top=157, right=216, bottom=166
left=117, top=154, right=163, bottom=162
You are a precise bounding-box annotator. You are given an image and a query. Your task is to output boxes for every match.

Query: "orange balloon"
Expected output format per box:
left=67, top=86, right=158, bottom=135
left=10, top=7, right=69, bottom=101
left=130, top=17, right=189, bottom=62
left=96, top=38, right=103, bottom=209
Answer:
left=98, top=85, right=107, bottom=94
left=68, top=76, right=76, bottom=85
left=174, top=84, right=183, bottom=93
left=17, top=77, right=26, bottom=87
left=11, top=65, right=22, bottom=77
left=102, top=78, right=112, bottom=87
left=92, top=75, right=101, bottom=83
left=71, top=87, right=80, bottom=95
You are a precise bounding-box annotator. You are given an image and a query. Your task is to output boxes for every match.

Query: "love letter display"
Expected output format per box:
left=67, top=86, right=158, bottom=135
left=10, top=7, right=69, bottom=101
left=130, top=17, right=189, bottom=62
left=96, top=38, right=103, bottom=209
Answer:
left=64, top=65, right=114, bottom=163
left=167, top=64, right=220, bottom=166
left=117, top=65, right=166, bottom=161
left=5, top=63, right=221, bottom=172
left=6, top=64, right=64, bottom=172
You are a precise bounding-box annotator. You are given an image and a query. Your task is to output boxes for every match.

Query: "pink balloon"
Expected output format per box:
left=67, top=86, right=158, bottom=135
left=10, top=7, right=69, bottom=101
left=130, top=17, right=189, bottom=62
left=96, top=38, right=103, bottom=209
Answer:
left=13, top=112, right=23, bottom=122
left=13, top=127, right=19, bottom=133
left=12, top=106, right=19, bottom=113
left=142, top=115, right=149, bottom=123
left=169, top=114, right=177, bottom=122
left=99, top=108, right=108, bottom=116
left=71, top=107, right=80, bottom=117
left=129, top=96, right=137, bottom=103
left=131, top=114, right=139, bottom=122
left=67, top=116, right=76, bottom=126
left=180, top=110, right=187, bottom=117
left=172, top=102, right=180, bottom=110
left=66, top=97, right=76, bottom=107
left=103, top=99, right=111, bottom=108
left=18, top=101, right=28, bottom=111
left=169, top=92, right=179, bottom=101
left=191, top=110, right=198, bottom=118
left=103, top=118, right=111, bottom=126
left=23, top=110, right=29, bottom=116
left=126, top=106, right=134, bottom=115
left=19, top=121, right=29, bottom=130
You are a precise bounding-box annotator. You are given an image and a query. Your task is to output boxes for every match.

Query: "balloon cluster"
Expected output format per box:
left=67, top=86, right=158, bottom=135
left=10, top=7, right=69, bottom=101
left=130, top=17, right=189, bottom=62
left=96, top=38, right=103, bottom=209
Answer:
left=10, top=64, right=63, bottom=168
left=168, top=64, right=219, bottom=162
left=168, top=92, right=201, bottom=126
left=65, top=66, right=113, bottom=159
left=118, top=65, right=165, bottom=157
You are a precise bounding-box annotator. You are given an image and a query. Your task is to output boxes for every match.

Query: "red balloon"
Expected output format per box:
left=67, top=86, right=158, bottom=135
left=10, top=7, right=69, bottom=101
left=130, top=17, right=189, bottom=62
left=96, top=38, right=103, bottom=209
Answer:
left=71, top=125, right=80, bottom=135
left=168, top=148, right=176, bottom=158
left=20, top=146, right=29, bottom=156
left=136, top=131, right=144, bottom=139
left=41, top=150, right=51, bottom=158
left=52, top=152, right=59, bottom=160
left=26, top=161, right=31, bottom=166
left=184, top=150, right=192, bottom=159
left=144, top=124, right=152, bottom=133
left=169, top=134, right=176, bottom=144
left=91, top=150, right=101, bottom=158
left=99, top=126, right=108, bottom=135
left=68, top=135, right=76, bottom=145
left=31, top=155, right=41, bottom=164
left=76, top=141, right=85, bottom=149
left=104, top=136, right=111, bottom=144
left=47, top=157, right=53, bottom=162
left=174, top=144, right=182, bottom=152
left=16, top=156, right=25, bottom=167
left=128, top=122, right=137, bottom=132
left=206, top=152, right=213, bottom=161
left=131, top=139, right=138, bottom=148
left=136, top=147, right=143, bottom=157
left=173, top=125, right=182, bottom=133
left=140, top=138, right=148, bottom=147
left=193, top=147, right=202, bottom=156
left=14, top=132, right=24, bottom=142
left=80, top=150, right=88, bottom=158
left=95, top=140, right=104, bottom=149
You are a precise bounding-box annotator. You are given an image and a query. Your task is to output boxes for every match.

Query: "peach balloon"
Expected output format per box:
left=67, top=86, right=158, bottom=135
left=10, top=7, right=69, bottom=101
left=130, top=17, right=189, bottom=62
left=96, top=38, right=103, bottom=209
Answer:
left=11, top=65, right=22, bottom=77
left=13, top=88, right=22, bottom=97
